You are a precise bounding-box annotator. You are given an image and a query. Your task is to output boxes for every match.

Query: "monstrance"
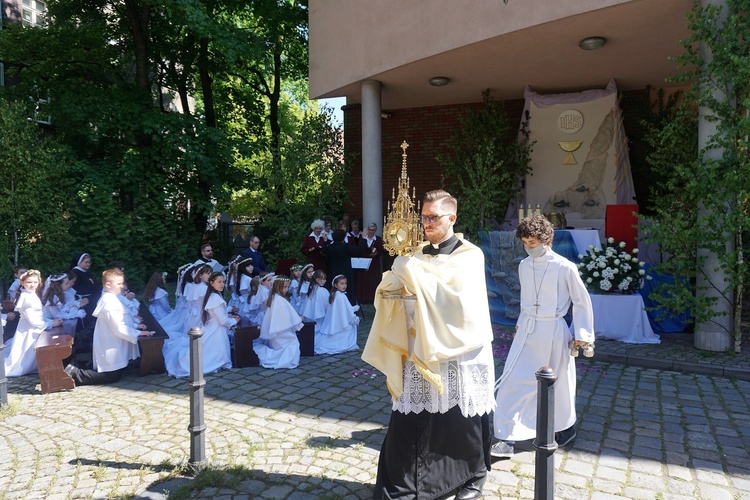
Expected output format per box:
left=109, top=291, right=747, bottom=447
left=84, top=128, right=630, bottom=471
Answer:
left=379, top=141, right=423, bottom=301
left=382, top=141, right=424, bottom=257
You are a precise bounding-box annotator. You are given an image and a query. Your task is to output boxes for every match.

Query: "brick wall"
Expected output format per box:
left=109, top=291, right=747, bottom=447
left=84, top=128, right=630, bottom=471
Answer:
left=343, top=99, right=524, bottom=221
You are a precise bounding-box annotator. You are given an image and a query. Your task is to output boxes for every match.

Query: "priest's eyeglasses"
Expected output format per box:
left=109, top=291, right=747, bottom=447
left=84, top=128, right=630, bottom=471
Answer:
left=420, top=214, right=452, bottom=224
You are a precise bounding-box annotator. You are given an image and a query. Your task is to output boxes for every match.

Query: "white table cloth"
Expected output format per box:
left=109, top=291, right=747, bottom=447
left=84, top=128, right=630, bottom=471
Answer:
left=565, top=229, right=602, bottom=255
left=579, top=293, right=660, bottom=344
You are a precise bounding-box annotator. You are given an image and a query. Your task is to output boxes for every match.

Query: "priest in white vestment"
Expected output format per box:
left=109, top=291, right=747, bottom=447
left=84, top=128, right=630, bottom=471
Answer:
left=363, top=190, right=495, bottom=500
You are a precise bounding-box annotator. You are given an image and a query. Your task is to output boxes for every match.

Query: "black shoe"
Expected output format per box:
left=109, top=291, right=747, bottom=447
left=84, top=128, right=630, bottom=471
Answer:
left=489, top=440, right=514, bottom=458
left=64, top=364, right=78, bottom=378
left=454, top=473, right=486, bottom=500
left=555, top=426, right=577, bottom=447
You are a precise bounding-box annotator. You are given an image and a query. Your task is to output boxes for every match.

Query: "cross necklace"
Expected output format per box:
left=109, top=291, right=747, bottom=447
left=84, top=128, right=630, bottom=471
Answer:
left=532, top=259, right=551, bottom=315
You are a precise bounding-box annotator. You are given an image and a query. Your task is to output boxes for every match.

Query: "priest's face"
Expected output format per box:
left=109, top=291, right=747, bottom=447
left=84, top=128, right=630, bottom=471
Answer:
left=421, top=200, right=456, bottom=245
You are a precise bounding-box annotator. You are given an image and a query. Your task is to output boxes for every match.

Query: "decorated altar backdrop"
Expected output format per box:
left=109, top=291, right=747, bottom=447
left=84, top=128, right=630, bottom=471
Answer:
left=507, top=79, right=636, bottom=229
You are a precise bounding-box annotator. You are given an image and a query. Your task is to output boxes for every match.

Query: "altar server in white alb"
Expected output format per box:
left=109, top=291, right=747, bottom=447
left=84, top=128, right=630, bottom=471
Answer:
left=315, top=275, right=359, bottom=355
left=492, top=213, right=594, bottom=458
left=65, top=269, right=151, bottom=385
left=363, top=189, right=495, bottom=500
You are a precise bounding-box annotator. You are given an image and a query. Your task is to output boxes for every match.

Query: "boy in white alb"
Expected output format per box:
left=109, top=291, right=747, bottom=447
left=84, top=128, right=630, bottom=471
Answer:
left=492, top=214, right=595, bottom=457
left=65, top=269, right=151, bottom=385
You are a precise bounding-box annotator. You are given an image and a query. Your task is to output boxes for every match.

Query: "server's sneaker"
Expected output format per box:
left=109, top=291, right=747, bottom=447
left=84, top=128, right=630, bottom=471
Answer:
left=490, top=440, right=514, bottom=458
left=555, top=426, right=577, bottom=447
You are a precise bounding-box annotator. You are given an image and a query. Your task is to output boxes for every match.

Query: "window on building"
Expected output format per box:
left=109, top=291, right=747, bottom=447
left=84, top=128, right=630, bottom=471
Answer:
left=35, top=96, right=52, bottom=125
left=22, top=0, right=47, bottom=27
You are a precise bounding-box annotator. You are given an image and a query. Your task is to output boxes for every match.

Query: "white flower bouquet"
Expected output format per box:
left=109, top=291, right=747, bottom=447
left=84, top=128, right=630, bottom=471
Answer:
left=577, top=237, right=651, bottom=294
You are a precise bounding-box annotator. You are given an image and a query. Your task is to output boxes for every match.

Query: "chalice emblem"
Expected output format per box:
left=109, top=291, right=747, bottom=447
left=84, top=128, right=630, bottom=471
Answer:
left=558, top=141, right=583, bottom=165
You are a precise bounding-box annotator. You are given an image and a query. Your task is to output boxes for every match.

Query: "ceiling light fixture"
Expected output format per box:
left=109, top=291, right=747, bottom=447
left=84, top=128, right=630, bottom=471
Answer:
left=429, top=76, right=450, bottom=87
left=579, top=36, right=606, bottom=50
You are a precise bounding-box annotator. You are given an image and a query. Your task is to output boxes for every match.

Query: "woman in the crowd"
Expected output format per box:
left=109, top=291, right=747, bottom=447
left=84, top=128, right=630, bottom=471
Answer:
left=69, top=252, right=100, bottom=325
left=300, top=219, right=330, bottom=273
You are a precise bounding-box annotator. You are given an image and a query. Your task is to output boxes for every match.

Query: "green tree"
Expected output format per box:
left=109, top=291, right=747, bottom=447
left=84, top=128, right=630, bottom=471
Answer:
left=253, top=107, right=348, bottom=268
left=640, top=0, right=750, bottom=352
left=0, top=101, right=78, bottom=279
left=437, top=89, right=534, bottom=240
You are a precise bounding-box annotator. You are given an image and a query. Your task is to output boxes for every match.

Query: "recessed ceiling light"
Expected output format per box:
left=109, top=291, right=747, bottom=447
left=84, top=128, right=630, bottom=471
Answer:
left=579, top=36, right=606, bottom=51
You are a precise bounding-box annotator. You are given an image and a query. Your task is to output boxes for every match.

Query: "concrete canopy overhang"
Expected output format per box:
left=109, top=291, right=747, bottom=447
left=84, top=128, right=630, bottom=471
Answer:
left=309, top=0, right=694, bottom=109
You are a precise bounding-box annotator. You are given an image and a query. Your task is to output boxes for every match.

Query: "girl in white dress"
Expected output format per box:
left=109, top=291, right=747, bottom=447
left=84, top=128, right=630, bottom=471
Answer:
left=232, top=258, right=255, bottom=313
left=225, top=256, right=241, bottom=311
left=144, top=272, right=172, bottom=321
left=4, top=270, right=63, bottom=376
left=255, top=276, right=303, bottom=369
left=244, top=272, right=272, bottom=325
left=294, top=264, right=314, bottom=314
left=316, top=275, right=360, bottom=355
left=184, top=264, right=212, bottom=332
left=287, top=265, right=303, bottom=311
left=302, top=270, right=329, bottom=334
left=42, top=273, right=86, bottom=336
left=164, top=272, right=238, bottom=377
left=43, top=273, right=87, bottom=320
left=158, top=263, right=196, bottom=337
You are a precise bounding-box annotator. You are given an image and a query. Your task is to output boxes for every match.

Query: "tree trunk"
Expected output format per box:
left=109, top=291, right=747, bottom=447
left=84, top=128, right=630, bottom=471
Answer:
left=269, top=50, right=283, bottom=201
left=124, top=0, right=151, bottom=92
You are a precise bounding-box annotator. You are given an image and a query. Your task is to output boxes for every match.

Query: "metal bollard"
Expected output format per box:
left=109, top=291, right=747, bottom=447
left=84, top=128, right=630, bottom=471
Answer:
left=188, top=326, right=206, bottom=472
left=532, top=366, right=557, bottom=500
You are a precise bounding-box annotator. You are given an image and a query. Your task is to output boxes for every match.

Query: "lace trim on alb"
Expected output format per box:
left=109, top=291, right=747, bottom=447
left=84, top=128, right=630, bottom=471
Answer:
left=392, top=360, right=495, bottom=417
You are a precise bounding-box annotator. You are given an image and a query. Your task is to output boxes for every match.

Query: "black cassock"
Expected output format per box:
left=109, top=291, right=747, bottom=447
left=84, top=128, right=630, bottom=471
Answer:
left=322, top=241, right=365, bottom=305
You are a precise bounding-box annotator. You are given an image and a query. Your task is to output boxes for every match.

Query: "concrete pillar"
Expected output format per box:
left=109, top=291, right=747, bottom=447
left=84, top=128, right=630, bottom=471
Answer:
left=695, top=0, right=732, bottom=351
left=361, top=80, right=383, bottom=235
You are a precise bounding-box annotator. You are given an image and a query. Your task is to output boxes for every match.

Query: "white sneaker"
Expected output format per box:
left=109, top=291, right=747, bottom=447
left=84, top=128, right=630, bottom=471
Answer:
left=490, top=440, right=514, bottom=458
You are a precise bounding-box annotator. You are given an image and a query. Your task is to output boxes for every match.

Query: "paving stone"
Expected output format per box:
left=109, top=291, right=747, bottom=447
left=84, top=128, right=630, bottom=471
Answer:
left=2, top=319, right=750, bottom=499
left=697, top=483, right=734, bottom=500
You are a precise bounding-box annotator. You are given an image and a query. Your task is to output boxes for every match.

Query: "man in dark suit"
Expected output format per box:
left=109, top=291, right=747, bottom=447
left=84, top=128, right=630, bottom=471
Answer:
left=240, top=235, right=268, bottom=277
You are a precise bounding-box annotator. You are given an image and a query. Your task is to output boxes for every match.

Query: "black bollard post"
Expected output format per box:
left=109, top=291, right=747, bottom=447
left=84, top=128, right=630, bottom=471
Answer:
left=188, top=326, right=206, bottom=472
left=532, top=366, right=557, bottom=500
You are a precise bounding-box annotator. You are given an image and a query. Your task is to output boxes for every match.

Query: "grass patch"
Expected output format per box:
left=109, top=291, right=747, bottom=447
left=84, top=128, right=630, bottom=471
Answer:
left=0, top=399, right=21, bottom=420
left=165, top=464, right=261, bottom=500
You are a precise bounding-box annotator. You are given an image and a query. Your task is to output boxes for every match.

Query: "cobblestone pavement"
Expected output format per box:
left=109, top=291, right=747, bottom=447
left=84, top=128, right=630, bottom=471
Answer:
left=1, top=311, right=750, bottom=499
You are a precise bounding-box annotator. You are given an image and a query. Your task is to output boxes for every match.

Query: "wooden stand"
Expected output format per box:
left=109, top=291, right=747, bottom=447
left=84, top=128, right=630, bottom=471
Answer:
left=137, top=304, right=169, bottom=376
left=34, top=329, right=75, bottom=394
left=234, top=322, right=261, bottom=368
left=298, top=321, right=315, bottom=357
left=138, top=336, right=167, bottom=375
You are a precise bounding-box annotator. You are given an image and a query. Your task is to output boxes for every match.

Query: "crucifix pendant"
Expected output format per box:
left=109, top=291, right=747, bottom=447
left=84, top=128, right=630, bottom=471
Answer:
left=534, top=302, right=540, bottom=314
